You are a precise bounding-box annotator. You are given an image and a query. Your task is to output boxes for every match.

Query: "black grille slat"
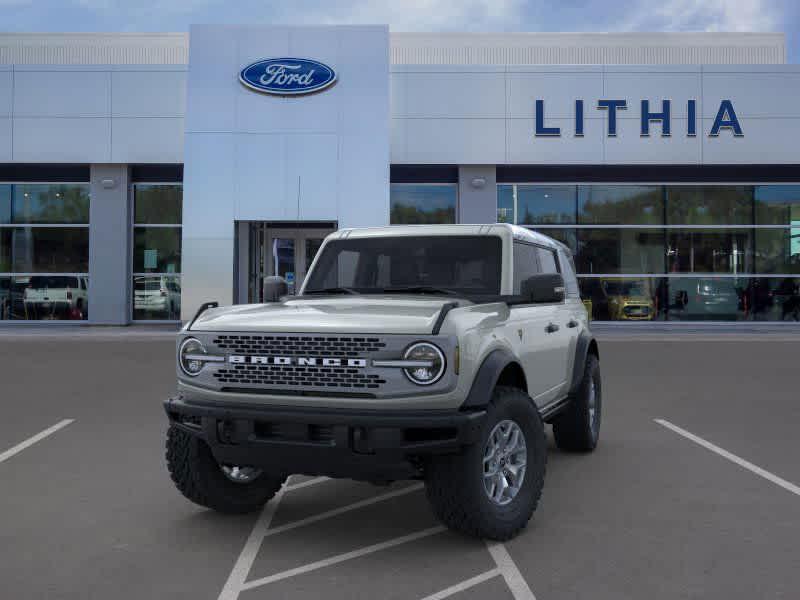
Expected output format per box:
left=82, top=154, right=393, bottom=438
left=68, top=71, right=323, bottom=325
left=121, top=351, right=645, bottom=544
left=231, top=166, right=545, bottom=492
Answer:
left=213, top=364, right=387, bottom=388
left=212, top=334, right=385, bottom=357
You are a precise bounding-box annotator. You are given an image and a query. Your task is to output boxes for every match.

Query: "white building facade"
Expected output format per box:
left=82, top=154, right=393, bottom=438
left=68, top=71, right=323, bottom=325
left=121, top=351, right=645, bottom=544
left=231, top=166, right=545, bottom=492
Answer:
left=0, top=28, right=798, bottom=324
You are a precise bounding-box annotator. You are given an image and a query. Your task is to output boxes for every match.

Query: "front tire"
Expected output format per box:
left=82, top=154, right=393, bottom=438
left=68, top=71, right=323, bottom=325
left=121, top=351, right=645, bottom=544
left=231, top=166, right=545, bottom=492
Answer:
left=165, top=425, right=286, bottom=514
left=553, top=354, right=601, bottom=452
left=425, top=386, right=546, bottom=540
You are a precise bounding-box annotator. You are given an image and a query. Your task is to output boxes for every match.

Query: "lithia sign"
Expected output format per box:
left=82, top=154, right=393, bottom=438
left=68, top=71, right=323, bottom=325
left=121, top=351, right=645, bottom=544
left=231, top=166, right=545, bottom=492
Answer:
left=535, top=99, right=743, bottom=138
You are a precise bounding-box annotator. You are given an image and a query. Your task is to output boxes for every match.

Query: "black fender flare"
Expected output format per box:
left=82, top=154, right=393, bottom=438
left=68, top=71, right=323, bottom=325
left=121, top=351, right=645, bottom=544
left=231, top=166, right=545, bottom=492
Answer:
left=568, top=331, right=598, bottom=396
left=461, top=348, right=522, bottom=410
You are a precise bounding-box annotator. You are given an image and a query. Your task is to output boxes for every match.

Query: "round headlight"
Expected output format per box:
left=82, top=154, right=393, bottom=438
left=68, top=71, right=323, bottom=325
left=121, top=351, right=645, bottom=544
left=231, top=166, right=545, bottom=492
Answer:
left=403, top=342, right=446, bottom=385
left=179, top=337, right=207, bottom=377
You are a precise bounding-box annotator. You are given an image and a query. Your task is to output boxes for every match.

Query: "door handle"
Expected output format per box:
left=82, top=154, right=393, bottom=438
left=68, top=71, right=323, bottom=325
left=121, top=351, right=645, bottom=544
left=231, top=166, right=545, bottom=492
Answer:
left=567, top=319, right=579, bottom=328
left=545, top=322, right=559, bottom=333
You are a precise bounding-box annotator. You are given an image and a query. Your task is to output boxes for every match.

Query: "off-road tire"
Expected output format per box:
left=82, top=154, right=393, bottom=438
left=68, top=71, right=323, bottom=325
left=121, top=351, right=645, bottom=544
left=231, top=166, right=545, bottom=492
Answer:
left=553, top=354, right=601, bottom=452
left=425, top=386, right=546, bottom=541
left=166, top=425, right=286, bottom=514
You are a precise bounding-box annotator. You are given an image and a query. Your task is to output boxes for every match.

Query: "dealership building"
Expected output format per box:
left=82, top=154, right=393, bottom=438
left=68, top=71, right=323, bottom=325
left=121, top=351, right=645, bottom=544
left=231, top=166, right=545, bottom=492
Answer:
left=0, top=27, right=798, bottom=324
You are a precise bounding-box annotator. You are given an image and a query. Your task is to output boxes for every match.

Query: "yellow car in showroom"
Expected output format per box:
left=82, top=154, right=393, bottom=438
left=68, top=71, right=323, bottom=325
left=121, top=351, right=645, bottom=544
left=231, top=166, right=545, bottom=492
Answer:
left=600, top=278, right=655, bottom=321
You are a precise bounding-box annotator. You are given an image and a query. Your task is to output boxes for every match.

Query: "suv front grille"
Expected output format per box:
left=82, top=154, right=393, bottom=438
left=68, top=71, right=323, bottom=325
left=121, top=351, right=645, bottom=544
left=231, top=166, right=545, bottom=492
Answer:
left=213, top=364, right=387, bottom=389
left=212, top=335, right=386, bottom=357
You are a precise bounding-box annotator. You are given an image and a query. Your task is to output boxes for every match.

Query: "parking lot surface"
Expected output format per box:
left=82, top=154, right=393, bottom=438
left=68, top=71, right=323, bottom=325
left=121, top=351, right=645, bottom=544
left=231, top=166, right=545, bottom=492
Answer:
left=2, top=330, right=799, bottom=599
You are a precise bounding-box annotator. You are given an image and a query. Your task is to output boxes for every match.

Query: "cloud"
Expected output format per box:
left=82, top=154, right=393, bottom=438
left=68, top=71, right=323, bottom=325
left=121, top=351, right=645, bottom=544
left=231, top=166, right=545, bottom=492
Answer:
left=279, top=0, right=524, bottom=31
left=622, top=0, right=781, bottom=32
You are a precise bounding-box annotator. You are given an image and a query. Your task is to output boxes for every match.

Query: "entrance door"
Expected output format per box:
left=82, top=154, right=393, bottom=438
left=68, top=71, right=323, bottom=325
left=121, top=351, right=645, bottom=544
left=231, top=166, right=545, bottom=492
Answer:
left=247, top=223, right=335, bottom=302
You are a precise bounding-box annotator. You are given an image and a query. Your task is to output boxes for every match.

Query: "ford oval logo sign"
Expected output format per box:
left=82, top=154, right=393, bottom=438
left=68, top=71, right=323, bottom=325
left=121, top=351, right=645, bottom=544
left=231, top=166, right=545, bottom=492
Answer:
left=239, top=58, right=337, bottom=96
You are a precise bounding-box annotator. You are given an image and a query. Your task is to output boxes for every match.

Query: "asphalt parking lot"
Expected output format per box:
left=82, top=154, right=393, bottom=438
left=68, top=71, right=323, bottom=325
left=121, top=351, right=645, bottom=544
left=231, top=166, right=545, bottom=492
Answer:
left=2, top=329, right=799, bottom=600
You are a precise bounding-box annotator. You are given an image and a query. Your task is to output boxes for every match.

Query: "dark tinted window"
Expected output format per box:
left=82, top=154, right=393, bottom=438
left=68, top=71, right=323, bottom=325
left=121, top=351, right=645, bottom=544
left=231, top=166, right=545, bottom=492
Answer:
left=513, top=243, right=540, bottom=294
left=305, top=236, right=502, bottom=296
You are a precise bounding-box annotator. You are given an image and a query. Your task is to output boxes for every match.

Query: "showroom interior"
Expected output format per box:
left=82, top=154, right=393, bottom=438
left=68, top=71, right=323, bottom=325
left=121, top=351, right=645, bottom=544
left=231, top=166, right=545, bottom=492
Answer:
left=0, top=28, right=798, bottom=324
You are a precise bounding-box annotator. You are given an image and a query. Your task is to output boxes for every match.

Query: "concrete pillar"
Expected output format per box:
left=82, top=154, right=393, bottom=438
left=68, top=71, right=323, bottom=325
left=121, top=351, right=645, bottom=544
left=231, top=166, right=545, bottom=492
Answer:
left=88, top=164, right=130, bottom=324
left=458, top=166, right=497, bottom=224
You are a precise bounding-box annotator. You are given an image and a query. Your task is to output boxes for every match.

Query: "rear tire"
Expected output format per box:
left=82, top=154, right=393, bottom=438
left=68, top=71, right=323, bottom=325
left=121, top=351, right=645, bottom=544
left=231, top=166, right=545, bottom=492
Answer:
left=425, top=386, right=546, bottom=540
left=553, top=354, right=601, bottom=452
left=165, top=425, right=286, bottom=514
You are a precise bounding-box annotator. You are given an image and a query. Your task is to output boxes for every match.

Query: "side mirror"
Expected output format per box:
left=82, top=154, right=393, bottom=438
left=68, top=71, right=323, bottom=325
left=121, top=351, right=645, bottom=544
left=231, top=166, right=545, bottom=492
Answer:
left=262, top=276, right=288, bottom=303
left=521, top=273, right=565, bottom=304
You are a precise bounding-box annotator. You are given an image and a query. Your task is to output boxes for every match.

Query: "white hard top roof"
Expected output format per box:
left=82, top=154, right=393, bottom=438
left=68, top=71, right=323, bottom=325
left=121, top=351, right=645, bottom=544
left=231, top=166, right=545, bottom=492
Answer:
left=332, top=223, right=570, bottom=253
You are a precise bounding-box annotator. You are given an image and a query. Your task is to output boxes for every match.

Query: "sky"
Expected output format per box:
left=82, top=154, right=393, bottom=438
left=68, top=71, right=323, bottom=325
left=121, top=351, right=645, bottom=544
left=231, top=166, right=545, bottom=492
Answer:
left=0, top=0, right=797, bottom=62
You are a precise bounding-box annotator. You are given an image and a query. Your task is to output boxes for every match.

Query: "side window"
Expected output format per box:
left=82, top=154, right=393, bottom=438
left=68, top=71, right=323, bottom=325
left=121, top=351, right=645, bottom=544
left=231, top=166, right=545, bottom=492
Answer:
left=536, top=247, right=559, bottom=274
left=558, top=249, right=580, bottom=298
left=513, top=242, right=541, bottom=294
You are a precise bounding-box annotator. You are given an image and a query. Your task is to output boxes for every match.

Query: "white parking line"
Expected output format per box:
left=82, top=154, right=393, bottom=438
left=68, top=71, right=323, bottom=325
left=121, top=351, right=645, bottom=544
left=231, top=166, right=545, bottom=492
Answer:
left=486, top=542, right=537, bottom=600
left=285, top=476, right=329, bottom=491
left=218, top=485, right=288, bottom=600
left=655, top=419, right=800, bottom=497
left=241, top=526, right=447, bottom=591
left=419, top=568, right=501, bottom=600
left=218, top=474, right=331, bottom=600
left=263, top=483, right=424, bottom=538
left=0, top=419, right=75, bottom=464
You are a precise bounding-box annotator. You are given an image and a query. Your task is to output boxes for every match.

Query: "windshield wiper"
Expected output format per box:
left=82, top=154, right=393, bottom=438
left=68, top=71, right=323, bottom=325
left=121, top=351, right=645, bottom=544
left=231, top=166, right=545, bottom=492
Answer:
left=380, top=286, right=460, bottom=296
left=304, top=287, right=360, bottom=295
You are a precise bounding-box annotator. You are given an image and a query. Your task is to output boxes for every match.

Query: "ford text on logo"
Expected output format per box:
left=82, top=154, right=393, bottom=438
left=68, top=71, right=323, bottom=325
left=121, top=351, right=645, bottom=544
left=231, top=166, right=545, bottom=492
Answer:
left=229, top=355, right=367, bottom=367
left=239, top=58, right=337, bottom=96
left=535, top=99, right=743, bottom=138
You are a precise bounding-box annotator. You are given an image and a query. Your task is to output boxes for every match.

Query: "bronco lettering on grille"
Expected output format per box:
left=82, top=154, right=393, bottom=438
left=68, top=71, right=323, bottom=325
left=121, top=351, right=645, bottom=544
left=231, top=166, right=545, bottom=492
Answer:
left=228, top=355, right=368, bottom=368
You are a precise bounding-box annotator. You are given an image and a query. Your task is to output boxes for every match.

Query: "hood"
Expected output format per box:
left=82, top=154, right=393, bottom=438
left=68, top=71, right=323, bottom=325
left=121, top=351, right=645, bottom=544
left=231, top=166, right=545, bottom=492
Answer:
left=609, top=295, right=653, bottom=306
left=189, top=296, right=461, bottom=334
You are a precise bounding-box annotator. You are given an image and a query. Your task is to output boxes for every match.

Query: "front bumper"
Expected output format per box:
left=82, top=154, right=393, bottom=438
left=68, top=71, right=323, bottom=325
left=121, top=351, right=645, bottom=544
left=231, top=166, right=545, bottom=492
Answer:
left=164, top=395, right=486, bottom=481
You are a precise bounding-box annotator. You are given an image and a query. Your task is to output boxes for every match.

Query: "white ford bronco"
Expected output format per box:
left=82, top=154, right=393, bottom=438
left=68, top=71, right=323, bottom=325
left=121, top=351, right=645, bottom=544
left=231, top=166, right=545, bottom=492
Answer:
left=165, top=224, right=601, bottom=540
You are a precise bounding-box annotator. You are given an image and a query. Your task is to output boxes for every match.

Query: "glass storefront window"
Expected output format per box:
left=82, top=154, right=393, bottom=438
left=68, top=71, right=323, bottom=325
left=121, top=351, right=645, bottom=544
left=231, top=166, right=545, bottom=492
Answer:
left=499, top=183, right=800, bottom=321
left=1, top=228, right=89, bottom=273
left=133, top=275, right=181, bottom=320
left=132, top=183, right=182, bottom=320
left=390, top=184, right=456, bottom=224
left=579, top=277, right=667, bottom=321
left=1, top=184, right=90, bottom=224
left=754, top=185, right=800, bottom=225
left=532, top=228, right=577, bottom=255
left=133, top=185, right=182, bottom=225
left=517, top=185, right=576, bottom=224
left=0, top=182, right=90, bottom=321
left=666, top=186, right=752, bottom=225
left=576, top=229, right=665, bottom=274
left=578, top=185, right=662, bottom=225
left=133, top=227, right=181, bottom=273
left=0, top=185, right=10, bottom=223
left=497, top=185, right=514, bottom=223
left=750, top=277, right=800, bottom=321
left=1, top=274, right=89, bottom=321
left=755, top=228, right=800, bottom=274
left=666, top=277, right=748, bottom=321
left=666, top=229, right=753, bottom=274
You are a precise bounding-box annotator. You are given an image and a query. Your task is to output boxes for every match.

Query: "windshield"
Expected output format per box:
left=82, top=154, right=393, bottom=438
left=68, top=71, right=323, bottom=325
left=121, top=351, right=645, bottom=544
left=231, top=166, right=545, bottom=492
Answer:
left=29, top=276, right=79, bottom=289
left=303, top=235, right=502, bottom=297
left=604, top=280, right=647, bottom=296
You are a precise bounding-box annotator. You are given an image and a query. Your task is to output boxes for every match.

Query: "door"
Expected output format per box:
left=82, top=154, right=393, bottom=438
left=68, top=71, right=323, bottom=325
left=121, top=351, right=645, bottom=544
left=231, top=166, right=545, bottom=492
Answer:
left=511, top=242, right=572, bottom=405
left=247, top=223, right=335, bottom=302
